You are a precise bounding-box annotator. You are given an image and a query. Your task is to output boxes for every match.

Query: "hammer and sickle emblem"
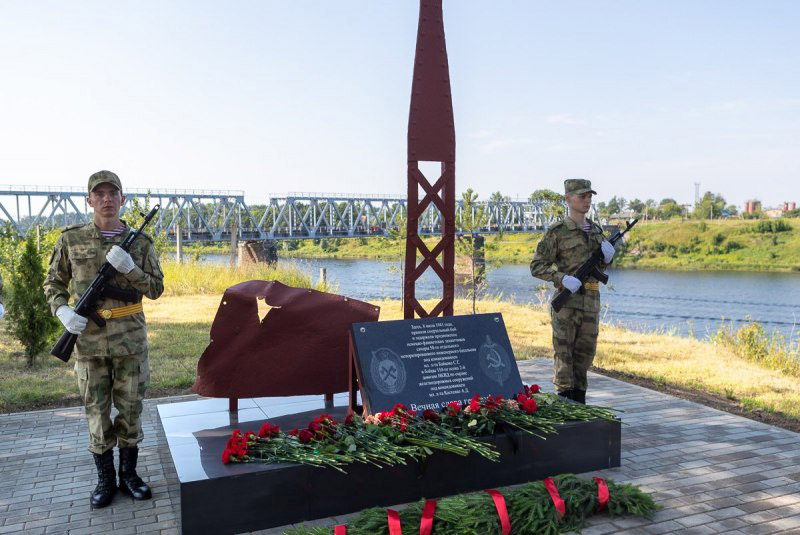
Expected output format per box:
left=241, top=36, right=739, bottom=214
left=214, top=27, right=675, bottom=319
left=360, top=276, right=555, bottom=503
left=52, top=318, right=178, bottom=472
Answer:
left=486, top=349, right=505, bottom=369
left=380, top=362, right=397, bottom=382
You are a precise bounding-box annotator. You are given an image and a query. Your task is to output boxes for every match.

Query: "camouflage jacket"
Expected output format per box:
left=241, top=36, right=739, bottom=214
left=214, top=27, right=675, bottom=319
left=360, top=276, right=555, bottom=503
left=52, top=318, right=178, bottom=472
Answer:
left=530, top=217, right=608, bottom=311
left=43, top=221, right=164, bottom=357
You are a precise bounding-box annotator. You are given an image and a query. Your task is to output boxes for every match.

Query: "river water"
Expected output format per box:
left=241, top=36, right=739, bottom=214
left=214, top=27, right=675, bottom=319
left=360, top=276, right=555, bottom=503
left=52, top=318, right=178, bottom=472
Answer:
left=187, top=254, right=800, bottom=342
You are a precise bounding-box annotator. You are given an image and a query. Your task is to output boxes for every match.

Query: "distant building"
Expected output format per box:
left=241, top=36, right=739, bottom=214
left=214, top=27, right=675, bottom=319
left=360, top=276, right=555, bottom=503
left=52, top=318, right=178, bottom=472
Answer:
left=764, top=208, right=784, bottom=219
left=608, top=210, right=637, bottom=222
left=782, top=201, right=797, bottom=213
left=744, top=200, right=762, bottom=214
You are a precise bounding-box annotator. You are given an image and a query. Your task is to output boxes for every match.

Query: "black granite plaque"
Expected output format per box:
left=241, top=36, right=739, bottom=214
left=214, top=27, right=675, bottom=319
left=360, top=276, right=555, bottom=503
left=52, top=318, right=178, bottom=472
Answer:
left=350, top=313, right=524, bottom=414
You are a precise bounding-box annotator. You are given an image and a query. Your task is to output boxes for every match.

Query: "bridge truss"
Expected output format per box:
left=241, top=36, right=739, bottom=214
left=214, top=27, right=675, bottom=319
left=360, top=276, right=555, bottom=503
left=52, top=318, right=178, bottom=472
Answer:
left=0, top=186, right=575, bottom=242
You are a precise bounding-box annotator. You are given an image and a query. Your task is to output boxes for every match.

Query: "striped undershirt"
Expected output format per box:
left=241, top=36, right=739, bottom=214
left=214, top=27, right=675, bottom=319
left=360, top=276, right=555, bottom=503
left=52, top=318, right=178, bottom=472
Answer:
left=581, top=222, right=591, bottom=233
left=100, top=224, right=127, bottom=239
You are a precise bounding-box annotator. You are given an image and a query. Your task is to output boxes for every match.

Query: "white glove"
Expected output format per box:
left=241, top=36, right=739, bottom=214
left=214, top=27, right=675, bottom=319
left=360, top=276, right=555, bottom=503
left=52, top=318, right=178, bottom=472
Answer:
left=601, top=240, right=615, bottom=264
left=107, top=245, right=135, bottom=274
left=56, top=305, right=88, bottom=335
left=0, top=303, right=4, bottom=320
left=561, top=275, right=582, bottom=293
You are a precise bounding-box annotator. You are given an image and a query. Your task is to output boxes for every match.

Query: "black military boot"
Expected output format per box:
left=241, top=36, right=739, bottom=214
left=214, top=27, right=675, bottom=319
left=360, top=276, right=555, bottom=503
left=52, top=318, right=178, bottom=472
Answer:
left=573, top=389, right=586, bottom=404
left=91, top=449, right=117, bottom=508
left=557, top=389, right=573, bottom=401
left=118, top=447, right=152, bottom=500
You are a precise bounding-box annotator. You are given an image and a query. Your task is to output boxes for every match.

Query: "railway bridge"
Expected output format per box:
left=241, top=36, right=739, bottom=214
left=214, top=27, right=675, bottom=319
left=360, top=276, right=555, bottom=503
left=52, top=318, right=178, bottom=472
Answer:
left=0, top=186, right=574, bottom=242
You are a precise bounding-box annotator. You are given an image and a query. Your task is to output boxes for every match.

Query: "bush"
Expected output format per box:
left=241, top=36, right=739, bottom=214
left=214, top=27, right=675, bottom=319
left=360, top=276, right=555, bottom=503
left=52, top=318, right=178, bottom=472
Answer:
left=713, top=320, right=800, bottom=376
left=753, top=220, right=791, bottom=233
left=4, top=236, right=59, bottom=367
left=712, top=233, right=725, bottom=246
left=725, top=240, right=743, bottom=252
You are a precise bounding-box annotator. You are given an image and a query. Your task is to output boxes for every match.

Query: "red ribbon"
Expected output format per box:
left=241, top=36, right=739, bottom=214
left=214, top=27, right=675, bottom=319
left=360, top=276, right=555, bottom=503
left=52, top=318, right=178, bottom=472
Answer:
left=334, top=526, right=346, bottom=535
left=543, top=478, right=566, bottom=519
left=485, top=489, right=511, bottom=535
left=593, top=477, right=609, bottom=512
left=419, top=499, right=437, bottom=535
left=388, top=509, right=402, bottom=535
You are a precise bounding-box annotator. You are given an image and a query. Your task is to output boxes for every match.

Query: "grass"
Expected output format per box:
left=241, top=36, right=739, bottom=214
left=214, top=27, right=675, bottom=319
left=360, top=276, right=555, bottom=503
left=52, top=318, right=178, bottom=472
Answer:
left=161, top=259, right=329, bottom=296
left=616, top=218, right=800, bottom=271
left=2, top=293, right=799, bottom=423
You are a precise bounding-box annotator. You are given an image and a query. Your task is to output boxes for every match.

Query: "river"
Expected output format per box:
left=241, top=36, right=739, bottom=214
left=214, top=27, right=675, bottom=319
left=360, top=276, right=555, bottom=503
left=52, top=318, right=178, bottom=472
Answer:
left=184, top=254, right=800, bottom=342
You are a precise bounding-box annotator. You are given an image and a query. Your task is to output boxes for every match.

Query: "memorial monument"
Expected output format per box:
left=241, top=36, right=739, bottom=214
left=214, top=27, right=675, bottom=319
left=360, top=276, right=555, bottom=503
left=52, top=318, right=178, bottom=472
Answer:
left=156, top=2, right=624, bottom=533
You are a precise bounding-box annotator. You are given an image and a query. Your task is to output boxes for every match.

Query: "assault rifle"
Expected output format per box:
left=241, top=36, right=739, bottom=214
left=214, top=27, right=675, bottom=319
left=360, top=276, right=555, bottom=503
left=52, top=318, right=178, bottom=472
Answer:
left=550, top=218, right=638, bottom=313
left=50, top=205, right=160, bottom=363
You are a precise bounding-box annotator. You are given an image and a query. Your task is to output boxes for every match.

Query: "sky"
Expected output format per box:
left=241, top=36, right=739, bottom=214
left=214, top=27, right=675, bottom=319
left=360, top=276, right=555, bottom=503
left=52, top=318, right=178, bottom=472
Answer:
left=1, top=1, right=798, bottom=209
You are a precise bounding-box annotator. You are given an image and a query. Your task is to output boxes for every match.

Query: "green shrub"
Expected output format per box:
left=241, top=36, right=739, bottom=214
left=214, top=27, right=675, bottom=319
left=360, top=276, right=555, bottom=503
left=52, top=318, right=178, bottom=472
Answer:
left=4, top=236, right=59, bottom=367
left=725, top=240, right=743, bottom=252
left=712, top=233, right=725, bottom=246
left=713, top=320, right=800, bottom=376
left=753, top=220, right=791, bottom=233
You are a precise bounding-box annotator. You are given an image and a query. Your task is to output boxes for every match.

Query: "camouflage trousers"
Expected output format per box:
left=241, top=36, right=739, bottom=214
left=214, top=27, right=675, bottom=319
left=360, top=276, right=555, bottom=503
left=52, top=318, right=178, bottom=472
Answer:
left=550, top=306, right=599, bottom=392
left=74, top=350, right=149, bottom=455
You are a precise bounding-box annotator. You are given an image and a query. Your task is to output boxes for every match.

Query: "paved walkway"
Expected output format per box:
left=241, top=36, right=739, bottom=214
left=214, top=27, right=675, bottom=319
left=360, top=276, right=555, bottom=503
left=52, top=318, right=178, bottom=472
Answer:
left=1, top=359, right=799, bottom=535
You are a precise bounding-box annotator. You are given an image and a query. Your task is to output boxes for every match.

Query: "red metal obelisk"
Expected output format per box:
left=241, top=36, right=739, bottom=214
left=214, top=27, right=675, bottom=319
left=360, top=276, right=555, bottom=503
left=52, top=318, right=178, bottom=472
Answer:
left=404, top=0, right=456, bottom=319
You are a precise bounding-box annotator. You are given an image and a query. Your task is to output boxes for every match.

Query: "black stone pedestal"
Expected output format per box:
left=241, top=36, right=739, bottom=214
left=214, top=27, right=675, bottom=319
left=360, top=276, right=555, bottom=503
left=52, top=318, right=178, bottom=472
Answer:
left=158, top=395, right=620, bottom=535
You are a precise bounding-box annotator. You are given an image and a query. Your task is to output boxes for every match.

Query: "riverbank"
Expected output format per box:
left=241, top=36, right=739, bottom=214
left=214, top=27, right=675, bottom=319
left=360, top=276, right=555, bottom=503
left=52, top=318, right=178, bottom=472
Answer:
left=1, top=297, right=798, bottom=430
left=170, top=218, right=800, bottom=272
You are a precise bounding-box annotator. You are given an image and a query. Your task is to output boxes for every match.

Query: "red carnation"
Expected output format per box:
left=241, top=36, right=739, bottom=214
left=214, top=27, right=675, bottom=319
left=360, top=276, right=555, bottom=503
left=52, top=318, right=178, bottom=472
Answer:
left=221, top=448, right=232, bottom=464
left=517, top=393, right=528, bottom=404
left=447, top=402, right=461, bottom=416
left=345, top=414, right=355, bottom=426
left=259, top=423, right=280, bottom=438
left=423, top=409, right=440, bottom=423
left=469, top=398, right=481, bottom=413
left=398, top=417, right=409, bottom=432
left=288, top=428, right=299, bottom=436
left=393, top=403, right=407, bottom=412
left=523, top=399, right=538, bottom=414
left=530, top=384, right=541, bottom=394
left=298, top=429, right=313, bottom=444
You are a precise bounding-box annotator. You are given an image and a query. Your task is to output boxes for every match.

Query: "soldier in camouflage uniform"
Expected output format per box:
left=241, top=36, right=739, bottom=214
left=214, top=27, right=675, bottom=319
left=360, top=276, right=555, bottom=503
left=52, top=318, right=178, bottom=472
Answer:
left=43, top=171, right=164, bottom=508
left=530, top=179, right=615, bottom=404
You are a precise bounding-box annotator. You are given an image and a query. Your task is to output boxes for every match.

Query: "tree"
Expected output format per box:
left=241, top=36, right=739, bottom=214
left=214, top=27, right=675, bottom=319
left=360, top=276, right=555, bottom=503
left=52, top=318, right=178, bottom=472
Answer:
left=386, top=214, right=408, bottom=311
left=5, top=235, right=59, bottom=367
left=124, top=195, right=168, bottom=256
left=489, top=191, right=507, bottom=203
left=457, top=189, right=490, bottom=314
left=657, top=198, right=683, bottom=219
left=529, top=189, right=565, bottom=219
left=488, top=191, right=510, bottom=237
left=606, top=196, right=626, bottom=215
left=644, top=199, right=656, bottom=220
left=694, top=192, right=726, bottom=220
left=628, top=199, right=645, bottom=217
